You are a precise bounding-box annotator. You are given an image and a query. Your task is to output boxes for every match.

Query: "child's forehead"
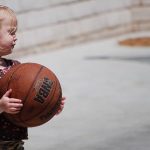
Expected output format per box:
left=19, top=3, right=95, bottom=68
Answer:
left=2, top=17, right=17, bottom=28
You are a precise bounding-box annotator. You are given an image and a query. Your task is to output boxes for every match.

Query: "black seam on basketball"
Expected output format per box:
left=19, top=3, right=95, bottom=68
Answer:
left=8, top=64, right=35, bottom=126
left=50, top=89, right=62, bottom=116
left=49, top=81, right=62, bottom=115
left=46, top=79, right=62, bottom=120
left=19, top=65, right=44, bottom=126
left=25, top=74, right=57, bottom=124
left=7, top=65, right=21, bottom=91
left=4, top=64, right=27, bottom=126
left=25, top=74, right=60, bottom=127
left=22, top=65, right=44, bottom=105
left=37, top=76, right=62, bottom=124
left=4, top=64, right=61, bottom=127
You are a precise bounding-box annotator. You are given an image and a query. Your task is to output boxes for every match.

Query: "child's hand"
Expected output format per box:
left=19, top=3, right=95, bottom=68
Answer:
left=0, top=89, right=23, bottom=114
left=56, top=96, right=66, bottom=115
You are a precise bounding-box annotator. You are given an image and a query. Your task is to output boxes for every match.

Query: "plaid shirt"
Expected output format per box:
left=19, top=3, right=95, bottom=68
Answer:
left=0, top=58, right=28, bottom=141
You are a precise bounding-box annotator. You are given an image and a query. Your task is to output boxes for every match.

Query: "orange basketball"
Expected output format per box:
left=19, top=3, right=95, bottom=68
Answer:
left=0, top=63, right=62, bottom=127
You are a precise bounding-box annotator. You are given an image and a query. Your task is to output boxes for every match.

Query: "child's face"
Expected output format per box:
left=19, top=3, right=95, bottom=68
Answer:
left=0, top=17, right=17, bottom=56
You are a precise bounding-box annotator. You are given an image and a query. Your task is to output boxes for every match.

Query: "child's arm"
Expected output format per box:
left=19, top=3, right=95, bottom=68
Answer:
left=0, top=89, right=23, bottom=114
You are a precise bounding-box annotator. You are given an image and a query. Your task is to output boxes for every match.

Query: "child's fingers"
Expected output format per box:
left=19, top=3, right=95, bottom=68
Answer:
left=2, top=97, right=23, bottom=114
left=56, top=110, right=61, bottom=115
left=61, top=97, right=66, bottom=101
left=7, top=103, right=23, bottom=114
left=9, top=102, right=23, bottom=108
left=10, top=111, right=20, bottom=114
left=9, top=98, right=22, bottom=103
left=56, top=103, right=64, bottom=115
left=60, top=97, right=66, bottom=105
left=9, top=108, right=21, bottom=114
left=55, top=96, right=66, bottom=115
left=60, top=100, right=65, bottom=105
left=7, top=99, right=23, bottom=112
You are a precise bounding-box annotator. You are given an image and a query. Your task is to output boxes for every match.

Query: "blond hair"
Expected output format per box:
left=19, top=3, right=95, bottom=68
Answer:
left=0, top=5, right=17, bottom=29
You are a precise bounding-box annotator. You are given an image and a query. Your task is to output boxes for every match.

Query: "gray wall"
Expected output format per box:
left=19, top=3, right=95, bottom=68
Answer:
left=0, top=0, right=150, bottom=56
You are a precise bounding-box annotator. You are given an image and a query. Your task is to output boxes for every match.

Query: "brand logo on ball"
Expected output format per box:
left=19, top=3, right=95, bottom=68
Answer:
left=34, top=77, right=53, bottom=103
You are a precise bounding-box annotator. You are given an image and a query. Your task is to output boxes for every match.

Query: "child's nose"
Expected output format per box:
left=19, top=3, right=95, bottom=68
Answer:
left=14, top=36, right=17, bottom=41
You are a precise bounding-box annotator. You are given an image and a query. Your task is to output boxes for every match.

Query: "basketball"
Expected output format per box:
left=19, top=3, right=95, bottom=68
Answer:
left=0, top=63, right=62, bottom=127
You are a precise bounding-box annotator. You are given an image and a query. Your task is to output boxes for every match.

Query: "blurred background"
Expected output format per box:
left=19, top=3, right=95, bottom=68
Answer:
left=1, top=0, right=150, bottom=150
left=0, top=0, right=150, bottom=57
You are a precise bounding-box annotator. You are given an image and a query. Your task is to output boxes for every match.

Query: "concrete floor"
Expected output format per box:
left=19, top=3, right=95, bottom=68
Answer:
left=19, top=32, right=150, bottom=150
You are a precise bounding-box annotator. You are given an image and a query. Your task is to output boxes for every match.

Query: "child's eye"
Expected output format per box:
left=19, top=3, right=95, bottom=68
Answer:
left=8, top=30, right=16, bottom=36
left=8, top=28, right=17, bottom=35
left=10, top=31, right=16, bottom=35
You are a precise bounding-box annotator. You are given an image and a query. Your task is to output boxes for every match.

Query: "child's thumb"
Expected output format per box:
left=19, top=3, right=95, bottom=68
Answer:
left=3, top=89, right=12, bottom=97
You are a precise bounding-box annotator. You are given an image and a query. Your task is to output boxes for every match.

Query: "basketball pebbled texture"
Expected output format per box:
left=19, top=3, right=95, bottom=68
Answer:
left=0, top=63, right=62, bottom=127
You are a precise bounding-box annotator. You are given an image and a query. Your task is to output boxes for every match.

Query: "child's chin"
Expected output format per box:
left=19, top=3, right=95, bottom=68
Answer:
left=3, top=49, right=12, bottom=56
